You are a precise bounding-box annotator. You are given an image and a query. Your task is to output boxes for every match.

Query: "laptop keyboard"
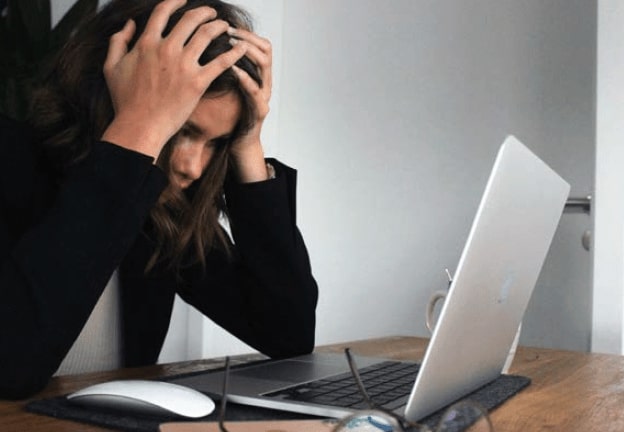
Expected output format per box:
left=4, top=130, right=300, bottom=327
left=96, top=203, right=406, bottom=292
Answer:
left=264, top=360, right=420, bottom=411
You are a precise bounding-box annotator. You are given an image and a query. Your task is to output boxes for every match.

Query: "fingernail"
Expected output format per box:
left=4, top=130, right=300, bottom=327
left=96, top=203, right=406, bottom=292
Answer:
left=229, top=38, right=239, bottom=46
left=227, top=27, right=237, bottom=36
left=231, top=65, right=246, bottom=78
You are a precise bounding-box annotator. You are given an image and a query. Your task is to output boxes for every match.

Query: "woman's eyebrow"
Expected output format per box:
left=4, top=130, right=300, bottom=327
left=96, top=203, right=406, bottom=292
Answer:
left=183, top=121, right=232, bottom=141
left=181, top=121, right=203, bottom=136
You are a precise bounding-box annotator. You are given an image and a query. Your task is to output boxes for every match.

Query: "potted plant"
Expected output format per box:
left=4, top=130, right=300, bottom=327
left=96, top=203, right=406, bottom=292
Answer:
left=0, top=0, right=97, bottom=120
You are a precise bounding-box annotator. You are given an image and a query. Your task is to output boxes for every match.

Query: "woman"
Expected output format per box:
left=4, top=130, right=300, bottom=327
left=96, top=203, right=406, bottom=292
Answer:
left=0, top=0, right=317, bottom=399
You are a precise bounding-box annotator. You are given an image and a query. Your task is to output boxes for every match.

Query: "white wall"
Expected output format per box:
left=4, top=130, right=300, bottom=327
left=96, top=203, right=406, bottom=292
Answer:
left=51, top=0, right=76, bottom=24
left=592, top=0, right=624, bottom=354
left=277, top=0, right=595, bottom=350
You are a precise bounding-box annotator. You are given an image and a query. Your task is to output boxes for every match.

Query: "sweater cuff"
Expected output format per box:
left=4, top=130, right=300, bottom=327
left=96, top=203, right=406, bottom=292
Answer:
left=87, top=141, right=169, bottom=201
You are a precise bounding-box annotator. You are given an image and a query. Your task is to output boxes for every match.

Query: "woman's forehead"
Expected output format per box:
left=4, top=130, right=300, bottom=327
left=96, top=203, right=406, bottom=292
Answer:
left=186, top=92, right=242, bottom=140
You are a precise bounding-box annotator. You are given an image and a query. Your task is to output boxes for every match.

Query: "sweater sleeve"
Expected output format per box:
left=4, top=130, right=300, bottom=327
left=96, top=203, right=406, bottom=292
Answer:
left=176, top=159, right=318, bottom=358
left=0, top=136, right=168, bottom=399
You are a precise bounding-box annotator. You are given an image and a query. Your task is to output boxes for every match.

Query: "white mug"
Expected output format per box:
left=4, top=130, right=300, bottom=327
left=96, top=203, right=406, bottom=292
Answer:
left=425, top=269, right=453, bottom=334
left=425, top=272, right=521, bottom=374
left=425, top=289, right=448, bottom=334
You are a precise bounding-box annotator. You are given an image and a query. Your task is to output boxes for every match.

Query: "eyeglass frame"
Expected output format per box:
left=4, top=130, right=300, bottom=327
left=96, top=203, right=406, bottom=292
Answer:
left=216, top=349, right=493, bottom=432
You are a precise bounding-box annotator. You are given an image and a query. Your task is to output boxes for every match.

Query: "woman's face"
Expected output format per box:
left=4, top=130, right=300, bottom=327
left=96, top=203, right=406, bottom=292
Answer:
left=169, top=92, right=241, bottom=189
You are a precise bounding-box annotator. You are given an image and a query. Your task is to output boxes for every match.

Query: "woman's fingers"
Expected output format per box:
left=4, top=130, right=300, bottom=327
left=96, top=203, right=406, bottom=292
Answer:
left=228, top=27, right=272, bottom=55
left=199, top=42, right=248, bottom=86
left=227, top=27, right=273, bottom=120
left=228, top=28, right=272, bottom=92
left=165, top=6, right=217, bottom=49
left=184, top=19, right=229, bottom=60
left=232, top=64, right=259, bottom=93
left=103, top=19, right=136, bottom=76
left=141, top=0, right=187, bottom=43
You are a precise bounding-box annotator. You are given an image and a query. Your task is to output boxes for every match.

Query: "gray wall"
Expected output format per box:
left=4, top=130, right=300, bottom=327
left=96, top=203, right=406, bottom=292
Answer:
left=51, top=0, right=77, bottom=25
left=276, top=0, right=595, bottom=350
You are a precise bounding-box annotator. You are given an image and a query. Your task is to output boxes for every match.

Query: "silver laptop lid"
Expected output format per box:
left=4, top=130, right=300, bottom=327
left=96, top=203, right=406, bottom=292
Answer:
left=405, top=135, right=570, bottom=421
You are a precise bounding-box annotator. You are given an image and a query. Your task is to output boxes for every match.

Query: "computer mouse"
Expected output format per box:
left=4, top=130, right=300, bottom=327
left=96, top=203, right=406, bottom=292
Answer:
left=67, top=379, right=215, bottom=418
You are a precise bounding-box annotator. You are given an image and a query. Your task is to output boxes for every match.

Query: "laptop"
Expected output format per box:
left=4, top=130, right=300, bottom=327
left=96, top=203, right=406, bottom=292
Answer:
left=169, top=135, right=570, bottom=422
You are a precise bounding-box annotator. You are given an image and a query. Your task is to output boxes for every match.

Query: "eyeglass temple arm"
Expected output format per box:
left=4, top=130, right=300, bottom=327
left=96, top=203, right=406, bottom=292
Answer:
left=344, top=348, right=376, bottom=409
left=344, top=349, right=424, bottom=432
left=218, top=356, right=231, bottom=432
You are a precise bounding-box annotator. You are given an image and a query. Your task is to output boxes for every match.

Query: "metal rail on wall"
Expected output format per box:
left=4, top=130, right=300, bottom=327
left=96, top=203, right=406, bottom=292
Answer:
left=564, top=195, right=591, bottom=214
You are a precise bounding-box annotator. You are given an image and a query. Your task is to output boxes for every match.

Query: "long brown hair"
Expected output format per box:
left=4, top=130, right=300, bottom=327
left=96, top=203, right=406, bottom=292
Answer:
left=29, top=0, right=262, bottom=272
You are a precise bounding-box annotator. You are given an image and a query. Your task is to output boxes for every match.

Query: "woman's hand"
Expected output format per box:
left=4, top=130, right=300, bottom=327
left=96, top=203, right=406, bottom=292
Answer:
left=227, top=27, right=274, bottom=183
left=101, top=0, right=247, bottom=160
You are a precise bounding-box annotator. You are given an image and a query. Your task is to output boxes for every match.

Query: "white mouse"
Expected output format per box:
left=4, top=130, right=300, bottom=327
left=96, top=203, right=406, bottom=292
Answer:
left=67, top=379, right=216, bottom=418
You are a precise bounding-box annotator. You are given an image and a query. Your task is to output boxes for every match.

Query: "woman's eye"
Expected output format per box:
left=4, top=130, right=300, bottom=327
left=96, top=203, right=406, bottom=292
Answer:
left=206, top=139, right=223, bottom=149
left=212, top=137, right=229, bottom=148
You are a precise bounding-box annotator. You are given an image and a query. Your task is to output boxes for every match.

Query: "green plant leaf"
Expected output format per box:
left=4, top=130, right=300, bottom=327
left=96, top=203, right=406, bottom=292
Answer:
left=0, top=14, right=8, bottom=60
left=0, top=0, right=96, bottom=120
left=15, top=0, right=50, bottom=49
left=0, top=76, right=29, bottom=120
left=3, top=1, right=32, bottom=67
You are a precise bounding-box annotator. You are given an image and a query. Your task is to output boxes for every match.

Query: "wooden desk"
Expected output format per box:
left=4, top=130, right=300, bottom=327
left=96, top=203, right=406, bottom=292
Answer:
left=2, top=336, right=624, bottom=431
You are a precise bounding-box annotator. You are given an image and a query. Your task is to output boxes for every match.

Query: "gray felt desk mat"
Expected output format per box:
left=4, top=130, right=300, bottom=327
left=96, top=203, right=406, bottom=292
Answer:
left=26, top=369, right=530, bottom=431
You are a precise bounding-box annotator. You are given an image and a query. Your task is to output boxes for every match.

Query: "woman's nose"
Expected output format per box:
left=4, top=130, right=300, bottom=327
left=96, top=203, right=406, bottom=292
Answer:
left=177, top=143, right=209, bottom=181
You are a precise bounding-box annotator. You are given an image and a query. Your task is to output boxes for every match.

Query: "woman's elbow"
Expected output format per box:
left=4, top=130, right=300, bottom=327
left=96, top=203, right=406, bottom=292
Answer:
left=264, top=314, right=316, bottom=359
left=0, top=344, right=55, bottom=400
left=0, top=370, right=50, bottom=400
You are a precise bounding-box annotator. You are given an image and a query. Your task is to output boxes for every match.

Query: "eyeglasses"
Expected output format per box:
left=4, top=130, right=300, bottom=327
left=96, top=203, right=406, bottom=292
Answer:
left=217, top=349, right=493, bottom=432
left=332, top=349, right=494, bottom=432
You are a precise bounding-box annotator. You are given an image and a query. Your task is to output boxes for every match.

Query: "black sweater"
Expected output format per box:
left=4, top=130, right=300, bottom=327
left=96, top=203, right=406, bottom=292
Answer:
left=0, top=115, right=318, bottom=399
